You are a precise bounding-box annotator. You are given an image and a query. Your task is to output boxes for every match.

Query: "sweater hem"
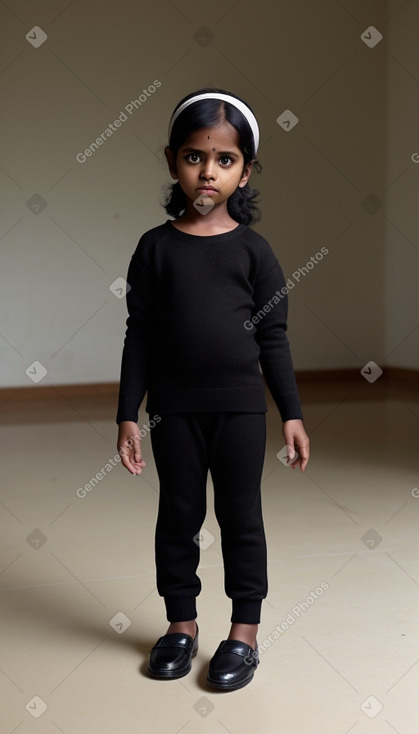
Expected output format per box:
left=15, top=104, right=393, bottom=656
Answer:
left=117, top=388, right=304, bottom=424
left=145, top=386, right=268, bottom=415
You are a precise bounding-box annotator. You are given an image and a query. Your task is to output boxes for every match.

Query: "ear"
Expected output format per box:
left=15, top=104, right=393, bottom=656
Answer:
left=238, top=161, right=253, bottom=188
left=165, top=146, right=178, bottom=180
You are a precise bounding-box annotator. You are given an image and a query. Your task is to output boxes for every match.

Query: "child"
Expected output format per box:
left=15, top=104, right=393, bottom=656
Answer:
left=116, top=88, right=310, bottom=691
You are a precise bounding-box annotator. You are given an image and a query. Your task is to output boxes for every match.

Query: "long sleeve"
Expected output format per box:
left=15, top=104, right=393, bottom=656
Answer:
left=252, top=261, right=304, bottom=422
left=115, top=251, right=153, bottom=424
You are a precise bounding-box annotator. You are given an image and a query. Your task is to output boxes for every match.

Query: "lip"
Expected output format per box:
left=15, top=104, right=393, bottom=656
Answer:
left=196, top=187, right=218, bottom=193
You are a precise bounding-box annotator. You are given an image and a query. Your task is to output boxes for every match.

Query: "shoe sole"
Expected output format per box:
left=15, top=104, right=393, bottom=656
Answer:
left=206, top=670, right=255, bottom=691
left=147, top=648, right=198, bottom=679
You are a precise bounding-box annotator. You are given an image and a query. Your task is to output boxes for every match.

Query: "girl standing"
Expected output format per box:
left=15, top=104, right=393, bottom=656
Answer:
left=116, top=88, right=310, bottom=690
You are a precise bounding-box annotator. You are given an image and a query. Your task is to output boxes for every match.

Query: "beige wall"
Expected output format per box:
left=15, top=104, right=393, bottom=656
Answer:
left=0, top=0, right=417, bottom=388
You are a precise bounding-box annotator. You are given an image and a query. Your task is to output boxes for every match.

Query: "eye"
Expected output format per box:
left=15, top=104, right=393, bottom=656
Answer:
left=219, top=156, right=233, bottom=166
left=185, top=153, right=201, bottom=163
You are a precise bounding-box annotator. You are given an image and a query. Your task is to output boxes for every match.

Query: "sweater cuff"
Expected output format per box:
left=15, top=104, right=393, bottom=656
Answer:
left=277, top=392, right=304, bottom=422
left=116, top=394, right=143, bottom=424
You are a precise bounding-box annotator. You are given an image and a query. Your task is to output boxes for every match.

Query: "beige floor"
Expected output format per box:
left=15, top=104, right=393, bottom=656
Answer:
left=1, top=377, right=419, bottom=734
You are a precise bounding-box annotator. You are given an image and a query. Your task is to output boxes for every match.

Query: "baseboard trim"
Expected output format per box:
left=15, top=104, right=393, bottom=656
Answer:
left=0, top=367, right=417, bottom=403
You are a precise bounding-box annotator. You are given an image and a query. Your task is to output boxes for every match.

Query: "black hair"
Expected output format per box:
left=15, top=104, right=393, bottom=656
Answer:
left=162, top=87, right=262, bottom=225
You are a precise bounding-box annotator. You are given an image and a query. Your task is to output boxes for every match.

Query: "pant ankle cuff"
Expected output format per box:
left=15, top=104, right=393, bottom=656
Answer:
left=164, top=596, right=197, bottom=622
left=231, top=599, right=262, bottom=624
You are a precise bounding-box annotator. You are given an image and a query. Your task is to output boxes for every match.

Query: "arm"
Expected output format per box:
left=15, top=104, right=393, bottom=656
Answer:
left=116, top=251, right=153, bottom=474
left=116, top=253, right=152, bottom=424
left=253, top=261, right=310, bottom=472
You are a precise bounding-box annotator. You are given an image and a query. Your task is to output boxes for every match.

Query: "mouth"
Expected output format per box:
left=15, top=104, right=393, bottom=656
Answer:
left=196, top=187, right=218, bottom=193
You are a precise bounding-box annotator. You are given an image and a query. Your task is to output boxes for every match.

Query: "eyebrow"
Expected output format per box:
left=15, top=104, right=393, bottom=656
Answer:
left=181, top=147, right=239, bottom=157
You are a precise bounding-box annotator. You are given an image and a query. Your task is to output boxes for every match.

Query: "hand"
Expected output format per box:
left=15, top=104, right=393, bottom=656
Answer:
left=117, top=421, right=146, bottom=475
left=282, top=419, right=310, bottom=472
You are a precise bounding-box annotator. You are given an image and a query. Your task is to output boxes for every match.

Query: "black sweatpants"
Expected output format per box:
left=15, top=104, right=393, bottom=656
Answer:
left=150, top=412, right=268, bottom=624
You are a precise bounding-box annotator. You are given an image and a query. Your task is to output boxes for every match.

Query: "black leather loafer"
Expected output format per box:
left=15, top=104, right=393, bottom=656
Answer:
left=206, top=639, right=259, bottom=690
left=147, top=623, right=199, bottom=679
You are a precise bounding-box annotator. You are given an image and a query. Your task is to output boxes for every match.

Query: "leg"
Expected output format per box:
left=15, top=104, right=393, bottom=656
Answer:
left=147, top=414, right=208, bottom=679
left=150, top=413, right=209, bottom=628
left=209, top=412, right=267, bottom=644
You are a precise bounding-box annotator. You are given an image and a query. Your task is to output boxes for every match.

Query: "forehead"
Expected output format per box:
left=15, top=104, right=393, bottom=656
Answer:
left=180, top=122, right=241, bottom=151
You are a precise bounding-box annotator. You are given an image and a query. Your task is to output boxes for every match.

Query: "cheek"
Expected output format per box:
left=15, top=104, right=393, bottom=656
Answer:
left=179, top=163, right=194, bottom=177
left=224, top=168, right=242, bottom=185
left=182, top=170, right=196, bottom=186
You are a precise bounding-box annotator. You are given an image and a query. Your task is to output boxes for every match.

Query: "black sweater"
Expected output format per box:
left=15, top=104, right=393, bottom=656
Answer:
left=116, top=220, right=304, bottom=424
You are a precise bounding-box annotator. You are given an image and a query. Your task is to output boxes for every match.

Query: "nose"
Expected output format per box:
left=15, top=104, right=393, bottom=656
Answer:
left=200, top=158, right=216, bottom=181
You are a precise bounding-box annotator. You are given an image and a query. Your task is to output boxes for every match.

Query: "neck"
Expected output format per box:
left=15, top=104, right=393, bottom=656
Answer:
left=174, top=201, right=238, bottom=234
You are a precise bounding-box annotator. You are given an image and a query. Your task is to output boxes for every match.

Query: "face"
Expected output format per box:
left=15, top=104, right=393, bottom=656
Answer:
left=165, top=121, right=253, bottom=212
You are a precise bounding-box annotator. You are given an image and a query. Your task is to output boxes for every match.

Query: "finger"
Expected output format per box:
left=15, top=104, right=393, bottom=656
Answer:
left=129, top=436, right=147, bottom=467
left=122, top=455, right=140, bottom=474
left=133, top=458, right=146, bottom=470
left=132, top=441, right=146, bottom=467
left=298, top=446, right=310, bottom=472
left=118, top=434, right=144, bottom=470
left=288, top=446, right=303, bottom=469
left=128, top=458, right=143, bottom=475
left=118, top=446, right=144, bottom=475
left=128, top=445, right=145, bottom=473
left=284, top=443, right=295, bottom=464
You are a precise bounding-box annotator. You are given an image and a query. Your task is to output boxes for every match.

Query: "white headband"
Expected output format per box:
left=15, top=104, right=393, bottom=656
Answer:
left=168, top=93, right=260, bottom=154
